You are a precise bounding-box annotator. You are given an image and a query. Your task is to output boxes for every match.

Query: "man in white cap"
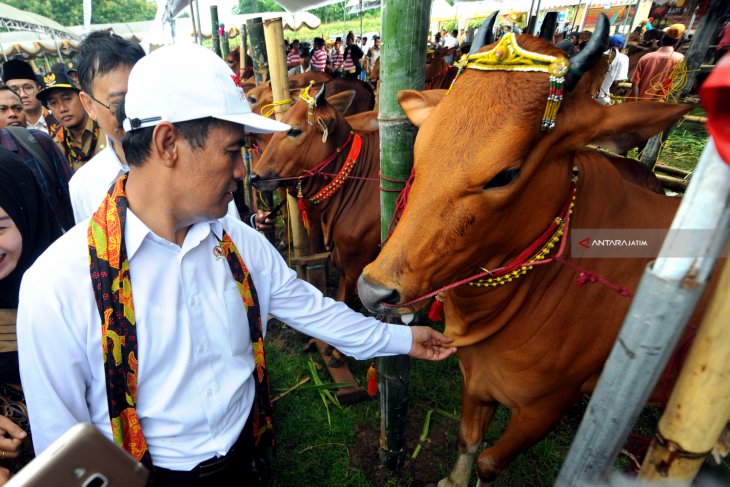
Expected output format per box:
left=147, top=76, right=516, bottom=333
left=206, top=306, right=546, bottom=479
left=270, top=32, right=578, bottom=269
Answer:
left=17, top=43, right=454, bottom=486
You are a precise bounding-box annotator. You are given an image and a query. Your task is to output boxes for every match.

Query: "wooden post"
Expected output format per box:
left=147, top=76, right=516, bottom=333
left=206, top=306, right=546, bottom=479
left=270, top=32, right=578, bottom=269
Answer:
left=247, top=17, right=268, bottom=85
left=377, top=0, right=431, bottom=470
left=639, top=258, right=730, bottom=483
left=640, top=132, right=663, bottom=171
left=681, top=0, right=730, bottom=97
left=210, top=6, right=222, bottom=58
left=263, top=17, right=308, bottom=274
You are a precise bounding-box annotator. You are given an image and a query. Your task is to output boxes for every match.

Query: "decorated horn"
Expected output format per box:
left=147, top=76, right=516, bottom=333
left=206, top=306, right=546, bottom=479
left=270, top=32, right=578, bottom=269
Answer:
left=565, top=13, right=610, bottom=92
left=469, top=11, right=498, bottom=54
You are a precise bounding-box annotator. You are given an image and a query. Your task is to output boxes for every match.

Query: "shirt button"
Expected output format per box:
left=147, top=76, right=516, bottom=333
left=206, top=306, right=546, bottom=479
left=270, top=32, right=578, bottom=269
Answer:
left=206, top=388, right=213, bottom=397
left=189, top=297, right=197, bottom=307
left=198, top=343, right=206, bottom=353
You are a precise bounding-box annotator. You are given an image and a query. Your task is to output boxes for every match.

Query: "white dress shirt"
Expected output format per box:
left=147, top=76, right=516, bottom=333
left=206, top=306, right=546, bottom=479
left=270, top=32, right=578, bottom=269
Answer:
left=597, top=49, right=629, bottom=105
left=26, top=112, right=48, bottom=132
left=17, top=212, right=411, bottom=470
left=69, top=139, right=239, bottom=224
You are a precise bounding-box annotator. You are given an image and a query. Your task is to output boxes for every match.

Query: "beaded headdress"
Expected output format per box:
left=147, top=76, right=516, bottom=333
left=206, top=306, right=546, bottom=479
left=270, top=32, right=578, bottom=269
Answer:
left=451, top=33, right=570, bottom=131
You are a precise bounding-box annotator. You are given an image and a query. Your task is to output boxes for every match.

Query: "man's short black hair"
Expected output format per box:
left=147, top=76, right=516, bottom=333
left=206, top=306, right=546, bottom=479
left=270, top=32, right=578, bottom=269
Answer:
left=77, top=30, right=145, bottom=95
left=116, top=102, right=233, bottom=167
left=660, top=34, right=679, bottom=47
left=0, top=85, right=22, bottom=102
left=300, top=47, right=311, bottom=58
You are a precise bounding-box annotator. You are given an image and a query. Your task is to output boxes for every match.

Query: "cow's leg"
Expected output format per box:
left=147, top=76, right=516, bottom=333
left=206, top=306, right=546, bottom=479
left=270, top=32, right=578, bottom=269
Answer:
left=475, top=392, right=577, bottom=485
left=439, top=397, right=496, bottom=487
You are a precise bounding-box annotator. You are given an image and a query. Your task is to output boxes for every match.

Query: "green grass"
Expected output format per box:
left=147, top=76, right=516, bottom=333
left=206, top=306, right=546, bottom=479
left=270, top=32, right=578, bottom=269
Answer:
left=265, top=321, right=715, bottom=487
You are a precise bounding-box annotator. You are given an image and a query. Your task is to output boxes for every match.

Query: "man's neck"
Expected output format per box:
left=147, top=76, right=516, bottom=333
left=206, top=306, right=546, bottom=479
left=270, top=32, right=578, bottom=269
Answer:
left=125, top=168, right=190, bottom=246
left=68, top=118, right=89, bottom=142
left=26, top=108, right=42, bottom=125
left=109, top=138, right=128, bottom=167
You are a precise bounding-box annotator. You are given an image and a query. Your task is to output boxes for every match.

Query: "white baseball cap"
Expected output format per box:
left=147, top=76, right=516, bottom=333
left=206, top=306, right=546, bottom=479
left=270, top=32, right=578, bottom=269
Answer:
left=123, top=42, right=290, bottom=134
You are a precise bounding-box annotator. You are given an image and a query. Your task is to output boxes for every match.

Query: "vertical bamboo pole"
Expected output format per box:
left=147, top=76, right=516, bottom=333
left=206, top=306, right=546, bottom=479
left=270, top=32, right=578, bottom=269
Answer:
left=263, top=18, right=308, bottom=275
left=240, top=24, right=248, bottom=81
left=247, top=18, right=268, bottom=85
left=639, top=257, right=730, bottom=484
left=211, top=6, right=222, bottom=58
left=189, top=1, right=199, bottom=45
left=221, top=26, right=230, bottom=58
left=377, top=0, right=431, bottom=470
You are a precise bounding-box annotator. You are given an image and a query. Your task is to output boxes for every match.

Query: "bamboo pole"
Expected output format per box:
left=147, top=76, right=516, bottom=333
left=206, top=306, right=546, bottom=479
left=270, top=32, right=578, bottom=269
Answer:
left=263, top=18, right=307, bottom=275
left=240, top=24, right=248, bottom=81
left=211, top=6, right=222, bottom=58
left=247, top=18, right=268, bottom=85
left=377, top=0, right=431, bottom=470
left=221, top=26, right=230, bottom=58
left=639, top=258, right=730, bottom=484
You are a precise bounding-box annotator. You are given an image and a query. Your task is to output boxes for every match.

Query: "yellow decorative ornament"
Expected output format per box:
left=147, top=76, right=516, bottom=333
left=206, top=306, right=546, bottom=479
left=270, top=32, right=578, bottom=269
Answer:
left=297, top=80, right=317, bottom=126
left=43, top=72, right=56, bottom=86
left=449, top=32, right=571, bottom=131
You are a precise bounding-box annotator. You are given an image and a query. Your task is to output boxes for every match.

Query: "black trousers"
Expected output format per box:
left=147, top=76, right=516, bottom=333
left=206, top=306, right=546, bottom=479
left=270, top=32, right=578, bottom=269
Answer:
left=150, top=418, right=269, bottom=487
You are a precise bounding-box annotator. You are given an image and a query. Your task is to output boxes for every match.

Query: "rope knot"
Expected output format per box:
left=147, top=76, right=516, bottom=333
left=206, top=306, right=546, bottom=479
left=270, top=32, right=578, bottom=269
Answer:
left=576, top=271, right=599, bottom=287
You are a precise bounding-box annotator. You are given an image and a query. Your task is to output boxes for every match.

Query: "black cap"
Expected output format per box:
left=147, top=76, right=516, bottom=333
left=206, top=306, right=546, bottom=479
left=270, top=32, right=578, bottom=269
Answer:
left=2, top=59, right=38, bottom=83
left=51, top=61, right=77, bottom=75
left=36, top=69, right=81, bottom=107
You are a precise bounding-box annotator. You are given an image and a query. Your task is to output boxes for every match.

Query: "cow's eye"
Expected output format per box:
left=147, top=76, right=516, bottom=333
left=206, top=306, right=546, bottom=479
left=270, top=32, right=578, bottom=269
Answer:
left=484, top=167, right=520, bottom=190
left=288, top=128, right=302, bottom=137
left=248, top=96, right=257, bottom=104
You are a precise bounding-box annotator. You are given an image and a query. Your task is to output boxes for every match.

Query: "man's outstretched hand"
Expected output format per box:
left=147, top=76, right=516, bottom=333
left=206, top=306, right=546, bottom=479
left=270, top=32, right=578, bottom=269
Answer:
left=408, top=326, right=457, bottom=361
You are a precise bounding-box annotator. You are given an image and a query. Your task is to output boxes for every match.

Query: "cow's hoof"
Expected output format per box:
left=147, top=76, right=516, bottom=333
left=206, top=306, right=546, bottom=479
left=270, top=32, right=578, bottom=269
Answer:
left=303, top=339, right=317, bottom=353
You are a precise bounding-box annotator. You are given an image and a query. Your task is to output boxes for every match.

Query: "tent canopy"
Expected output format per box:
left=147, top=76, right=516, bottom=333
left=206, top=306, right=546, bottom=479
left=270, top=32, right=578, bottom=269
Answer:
left=0, top=2, right=79, bottom=40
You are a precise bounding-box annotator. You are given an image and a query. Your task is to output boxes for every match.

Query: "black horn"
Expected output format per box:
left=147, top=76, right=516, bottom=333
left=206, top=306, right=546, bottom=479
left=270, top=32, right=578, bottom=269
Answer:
left=539, top=12, right=559, bottom=41
left=315, top=83, right=327, bottom=106
left=469, top=11, right=498, bottom=54
left=565, top=13, right=610, bottom=92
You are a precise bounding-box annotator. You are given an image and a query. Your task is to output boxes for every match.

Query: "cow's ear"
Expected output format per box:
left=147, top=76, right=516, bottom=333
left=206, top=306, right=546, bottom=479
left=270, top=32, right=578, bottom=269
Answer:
left=398, top=89, right=446, bottom=127
left=327, top=90, right=356, bottom=114
left=588, top=101, right=693, bottom=153
left=241, top=82, right=256, bottom=93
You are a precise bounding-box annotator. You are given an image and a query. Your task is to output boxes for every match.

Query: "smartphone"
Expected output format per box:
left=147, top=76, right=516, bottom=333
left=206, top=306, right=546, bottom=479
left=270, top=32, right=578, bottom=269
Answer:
left=6, top=423, right=149, bottom=487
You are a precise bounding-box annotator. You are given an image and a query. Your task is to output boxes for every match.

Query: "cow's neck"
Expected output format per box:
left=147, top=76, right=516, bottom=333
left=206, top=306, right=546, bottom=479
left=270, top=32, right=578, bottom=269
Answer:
left=304, top=129, right=379, bottom=249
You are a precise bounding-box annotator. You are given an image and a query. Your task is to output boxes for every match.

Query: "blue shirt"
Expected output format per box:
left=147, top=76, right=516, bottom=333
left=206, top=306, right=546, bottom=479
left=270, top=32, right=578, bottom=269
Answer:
left=0, top=128, right=74, bottom=230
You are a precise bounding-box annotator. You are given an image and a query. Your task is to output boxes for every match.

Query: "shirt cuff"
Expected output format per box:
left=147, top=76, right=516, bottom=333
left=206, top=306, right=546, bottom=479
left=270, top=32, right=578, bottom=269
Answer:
left=382, top=324, right=413, bottom=356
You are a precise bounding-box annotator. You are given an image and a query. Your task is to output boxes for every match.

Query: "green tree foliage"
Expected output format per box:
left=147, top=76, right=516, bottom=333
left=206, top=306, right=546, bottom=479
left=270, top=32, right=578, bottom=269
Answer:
left=4, top=0, right=156, bottom=27
left=233, top=0, right=283, bottom=15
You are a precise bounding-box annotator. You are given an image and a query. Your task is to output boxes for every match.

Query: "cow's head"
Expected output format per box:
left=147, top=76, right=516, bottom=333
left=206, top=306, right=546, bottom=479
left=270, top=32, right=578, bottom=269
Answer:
left=249, top=85, right=356, bottom=192
left=358, top=14, right=691, bottom=314
left=245, top=72, right=332, bottom=116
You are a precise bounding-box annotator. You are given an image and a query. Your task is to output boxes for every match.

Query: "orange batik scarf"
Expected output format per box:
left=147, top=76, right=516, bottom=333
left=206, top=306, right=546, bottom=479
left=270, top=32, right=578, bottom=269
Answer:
left=88, top=175, right=274, bottom=470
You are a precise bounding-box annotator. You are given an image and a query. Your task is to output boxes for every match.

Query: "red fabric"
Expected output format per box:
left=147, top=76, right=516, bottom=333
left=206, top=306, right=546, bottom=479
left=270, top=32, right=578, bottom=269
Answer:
left=700, top=53, right=730, bottom=165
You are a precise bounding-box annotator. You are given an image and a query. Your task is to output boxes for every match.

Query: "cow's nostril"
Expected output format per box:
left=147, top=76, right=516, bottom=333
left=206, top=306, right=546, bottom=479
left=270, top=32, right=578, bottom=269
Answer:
left=249, top=173, right=261, bottom=185
left=357, top=275, right=401, bottom=312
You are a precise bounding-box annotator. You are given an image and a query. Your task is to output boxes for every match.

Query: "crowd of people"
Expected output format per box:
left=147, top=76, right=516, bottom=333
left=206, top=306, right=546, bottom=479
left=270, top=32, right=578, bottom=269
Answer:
left=282, top=31, right=381, bottom=84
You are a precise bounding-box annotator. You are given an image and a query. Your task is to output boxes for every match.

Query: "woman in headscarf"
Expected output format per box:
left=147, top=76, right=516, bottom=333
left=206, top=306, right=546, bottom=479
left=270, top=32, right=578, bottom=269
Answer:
left=0, top=147, right=63, bottom=482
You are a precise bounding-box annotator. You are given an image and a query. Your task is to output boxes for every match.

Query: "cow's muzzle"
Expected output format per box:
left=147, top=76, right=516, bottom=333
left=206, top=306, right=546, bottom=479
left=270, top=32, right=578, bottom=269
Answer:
left=249, top=173, right=279, bottom=192
left=357, top=275, right=401, bottom=315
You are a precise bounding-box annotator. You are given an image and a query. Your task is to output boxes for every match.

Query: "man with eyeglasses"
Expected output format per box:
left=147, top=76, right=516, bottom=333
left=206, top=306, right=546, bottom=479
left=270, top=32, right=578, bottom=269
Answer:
left=1, top=60, right=58, bottom=134
left=37, top=68, right=106, bottom=172
left=69, top=31, right=145, bottom=223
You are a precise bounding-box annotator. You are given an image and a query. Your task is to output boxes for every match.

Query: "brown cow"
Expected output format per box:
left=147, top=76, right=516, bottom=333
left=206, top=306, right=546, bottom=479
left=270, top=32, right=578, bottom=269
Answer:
left=245, top=71, right=375, bottom=118
left=358, top=16, right=698, bottom=486
left=249, top=87, right=381, bottom=307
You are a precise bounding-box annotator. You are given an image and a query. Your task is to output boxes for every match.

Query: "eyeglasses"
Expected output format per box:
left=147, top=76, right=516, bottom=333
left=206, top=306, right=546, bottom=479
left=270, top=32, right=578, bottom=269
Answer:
left=87, top=93, right=124, bottom=115
left=9, top=84, right=38, bottom=95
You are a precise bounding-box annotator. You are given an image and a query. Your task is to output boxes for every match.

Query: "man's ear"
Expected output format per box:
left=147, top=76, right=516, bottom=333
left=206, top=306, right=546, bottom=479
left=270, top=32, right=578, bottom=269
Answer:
left=152, top=122, right=179, bottom=168
left=79, top=92, right=98, bottom=122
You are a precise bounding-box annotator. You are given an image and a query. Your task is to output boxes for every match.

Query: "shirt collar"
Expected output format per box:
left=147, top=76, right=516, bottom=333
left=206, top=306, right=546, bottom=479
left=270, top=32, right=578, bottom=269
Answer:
left=124, top=208, right=224, bottom=260
left=657, top=46, right=675, bottom=53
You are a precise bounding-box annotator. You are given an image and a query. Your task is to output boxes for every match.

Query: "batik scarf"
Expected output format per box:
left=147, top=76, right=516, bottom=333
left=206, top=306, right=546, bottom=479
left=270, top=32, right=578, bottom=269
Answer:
left=88, top=175, right=274, bottom=470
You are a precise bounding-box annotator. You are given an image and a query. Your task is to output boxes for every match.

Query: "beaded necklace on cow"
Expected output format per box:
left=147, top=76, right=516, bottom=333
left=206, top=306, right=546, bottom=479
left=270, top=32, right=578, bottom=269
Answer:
left=394, top=169, right=579, bottom=315
left=447, top=32, right=571, bottom=131
left=295, top=81, right=364, bottom=232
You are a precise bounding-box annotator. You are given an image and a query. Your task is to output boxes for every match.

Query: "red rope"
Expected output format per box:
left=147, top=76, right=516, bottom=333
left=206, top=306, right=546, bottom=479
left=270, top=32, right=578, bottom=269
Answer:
left=302, top=132, right=354, bottom=178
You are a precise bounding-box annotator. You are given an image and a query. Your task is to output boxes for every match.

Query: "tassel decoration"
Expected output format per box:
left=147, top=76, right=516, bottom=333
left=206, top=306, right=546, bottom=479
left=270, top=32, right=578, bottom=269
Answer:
left=366, top=363, right=378, bottom=397
left=427, top=293, right=446, bottom=322
left=297, top=180, right=311, bottom=233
